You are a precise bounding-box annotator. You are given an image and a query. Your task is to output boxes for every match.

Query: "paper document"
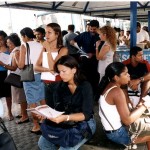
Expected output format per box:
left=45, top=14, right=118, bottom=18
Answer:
left=27, top=105, right=64, bottom=118
left=0, top=53, right=10, bottom=64
left=41, top=52, right=58, bottom=81
left=73, top=43, right=89, bottom=58
left=142, top=95, right=150, bottom=102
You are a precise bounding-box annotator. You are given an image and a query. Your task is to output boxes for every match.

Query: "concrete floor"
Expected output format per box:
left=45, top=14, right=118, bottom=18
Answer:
left=0, top=97, right=147, bottom=150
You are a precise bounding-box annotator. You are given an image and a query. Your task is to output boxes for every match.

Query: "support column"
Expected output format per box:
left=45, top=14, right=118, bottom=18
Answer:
left=130, top=2, right=137, bottom=48
left=148, top=11, right=150, bottom=32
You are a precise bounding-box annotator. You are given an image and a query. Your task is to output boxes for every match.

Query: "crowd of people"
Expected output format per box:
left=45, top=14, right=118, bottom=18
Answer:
left=0, top=19, right=150, bottom=149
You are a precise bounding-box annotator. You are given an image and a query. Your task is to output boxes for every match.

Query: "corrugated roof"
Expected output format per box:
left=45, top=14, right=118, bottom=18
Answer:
left=0, top=1, right=149, bottom=21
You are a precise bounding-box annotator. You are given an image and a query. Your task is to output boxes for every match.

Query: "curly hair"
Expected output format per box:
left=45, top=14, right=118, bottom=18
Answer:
left=99, top=26, right=117, bottom=51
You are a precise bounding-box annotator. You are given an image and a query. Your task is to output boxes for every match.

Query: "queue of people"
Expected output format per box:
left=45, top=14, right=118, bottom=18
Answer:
left=0, top=20, right=150, bottom=150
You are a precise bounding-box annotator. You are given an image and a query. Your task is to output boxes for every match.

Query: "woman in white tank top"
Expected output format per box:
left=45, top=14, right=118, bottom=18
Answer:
left=35, top=23, right=68, bottom=110
left=98, top=62, right=150, bottom=149
left=96, top=26, right=117, bottom=81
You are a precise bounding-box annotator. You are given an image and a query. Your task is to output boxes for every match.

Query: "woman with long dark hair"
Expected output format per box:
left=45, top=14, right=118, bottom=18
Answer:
left=15, top=27, right=45, bottom=134
left=35, top=23, right=68, bottom=106
left=99, top=62, right=150, bottom=149
left=38, top=55, right=96, bottom=150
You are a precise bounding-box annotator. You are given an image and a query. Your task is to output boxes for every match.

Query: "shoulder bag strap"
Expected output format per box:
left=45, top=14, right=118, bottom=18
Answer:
left=26, top=43, right=31, bottom=65
left=100, top=86, right=118, bottom=130
left=99, top=104, right=114, bottom=130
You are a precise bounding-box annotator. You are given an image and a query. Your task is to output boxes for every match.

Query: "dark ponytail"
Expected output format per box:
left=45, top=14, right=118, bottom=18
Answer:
left=97, top=62, right=126, bottom=96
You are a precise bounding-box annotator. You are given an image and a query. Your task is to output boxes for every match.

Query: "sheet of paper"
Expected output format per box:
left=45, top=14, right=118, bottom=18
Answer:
left=27, top=105, right=64, bottom=118
left=41, top=52, right=57, bottom=81
left=0, top=53, right=10, bottom=64
left=142, top=95, right=150, bottom=102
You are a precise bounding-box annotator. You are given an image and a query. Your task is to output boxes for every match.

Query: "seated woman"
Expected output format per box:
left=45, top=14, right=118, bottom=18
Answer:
left=98, top=62, right=150, bottom=149
left=38, top=55, right=96, bottom=150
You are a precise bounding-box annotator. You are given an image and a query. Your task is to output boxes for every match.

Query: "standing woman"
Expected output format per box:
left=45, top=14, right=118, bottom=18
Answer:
left=35, top=23, right=68, bottom=106
left=96, top=26, right=117, bottom=81
left=4, top=33, right=29, bottom=123
left=15, top=27, right=45, bottom=133
left=0, top=31, right=13, bottom=121
left=99, top=62, right=150, bottom=149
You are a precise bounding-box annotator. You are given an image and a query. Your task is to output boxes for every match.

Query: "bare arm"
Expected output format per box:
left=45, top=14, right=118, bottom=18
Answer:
left=48, top=113, right=85, bottom=124
left=110, top=88, right=147, bottom=125
left=0, top=51, right=18, bottom=71
left=96, top=45, right=110, bottom=60
left=129, top=72, right=150, bottom=91
left=15, top=44, right=26, bottom=69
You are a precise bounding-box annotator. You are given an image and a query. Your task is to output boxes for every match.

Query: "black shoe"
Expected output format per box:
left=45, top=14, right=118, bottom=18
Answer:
left=15, top=115, right=22, bottom=119
left=30, top=130, right=42, bottom=135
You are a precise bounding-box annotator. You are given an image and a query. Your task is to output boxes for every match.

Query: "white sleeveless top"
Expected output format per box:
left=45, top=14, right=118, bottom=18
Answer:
left=8, top=47, right=20, bottom=75
left=99, top=86, right=122, bottom=130
left=24, top=41, right=43, bottom=74
left=98, top=42, right=114, bottom=78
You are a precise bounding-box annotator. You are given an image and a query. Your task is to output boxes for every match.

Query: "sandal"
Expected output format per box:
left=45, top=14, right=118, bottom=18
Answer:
left=30, top=129, right=42, bottom=135
left=16, top=118, right=29, bottom=124
left=15, top=115, right=22, bottom=118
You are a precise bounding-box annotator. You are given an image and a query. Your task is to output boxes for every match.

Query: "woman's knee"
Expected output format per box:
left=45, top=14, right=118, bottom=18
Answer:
left=88, top=118, right=96, bottom=135
left=38, top=136, right=57, bottom=150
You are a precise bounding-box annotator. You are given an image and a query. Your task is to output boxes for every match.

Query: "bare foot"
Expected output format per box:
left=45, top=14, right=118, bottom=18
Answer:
left=8, top=115, right=14, bottom=121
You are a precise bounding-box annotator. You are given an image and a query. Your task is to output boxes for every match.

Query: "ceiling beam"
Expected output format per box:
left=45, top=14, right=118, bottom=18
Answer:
left=54, top=2, right=64, bottom=9
left=83, top=2, right=89, bottom=13
left=0, top=3, right=81, bottom=14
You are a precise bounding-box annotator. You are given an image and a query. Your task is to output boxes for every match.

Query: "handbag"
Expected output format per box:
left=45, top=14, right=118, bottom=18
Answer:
left=4, top=73, right=23, bottom=88
left=20, top=43, right=35, bottom=82
left=0, top=118, right=17, bottom=150
left=41, top=120, right=92, bottom=147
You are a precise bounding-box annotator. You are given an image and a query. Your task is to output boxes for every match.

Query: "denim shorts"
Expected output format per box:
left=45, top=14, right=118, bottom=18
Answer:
left=105, top=126, right=131, bottom=145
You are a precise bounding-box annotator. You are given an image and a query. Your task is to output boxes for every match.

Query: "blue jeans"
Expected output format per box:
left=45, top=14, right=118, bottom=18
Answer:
left=105, top=126, right=131, bottom=145
left=38, top=118, right=96, bottom=150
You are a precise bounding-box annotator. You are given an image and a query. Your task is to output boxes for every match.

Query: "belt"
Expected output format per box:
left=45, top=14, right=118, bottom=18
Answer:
left=105, top=126, right=122, bottom=133
left=105, top=130, right=117, bottom=133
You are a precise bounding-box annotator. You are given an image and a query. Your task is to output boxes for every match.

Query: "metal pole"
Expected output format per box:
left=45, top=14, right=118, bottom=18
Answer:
left=148, top=11, right=150, bottom=33
left=130, top=2, right=137, bottom=48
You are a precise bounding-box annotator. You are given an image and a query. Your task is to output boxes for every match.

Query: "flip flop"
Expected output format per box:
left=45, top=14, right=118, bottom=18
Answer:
left=30, top=129, right=42, bottom=135
left=15, top=115, right=22, bottom=118
left=16, top=118, right=29, bottom=124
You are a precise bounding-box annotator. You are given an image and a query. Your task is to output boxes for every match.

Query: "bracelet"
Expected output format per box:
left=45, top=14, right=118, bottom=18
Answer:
left=66, top=115, right=70, bottom=121
left=3, top=65, right=6, bottom=68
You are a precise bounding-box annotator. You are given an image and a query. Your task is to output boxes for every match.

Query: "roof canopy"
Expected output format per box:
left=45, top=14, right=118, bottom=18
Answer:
left=0, top=1, right=150, bottom=22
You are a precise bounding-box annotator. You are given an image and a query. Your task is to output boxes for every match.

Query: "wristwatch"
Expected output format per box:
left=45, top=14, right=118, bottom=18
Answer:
left=140, top=77, right=144, bottom=83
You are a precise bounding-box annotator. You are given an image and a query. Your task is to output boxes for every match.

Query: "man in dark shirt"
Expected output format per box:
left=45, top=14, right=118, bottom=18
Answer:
left=70, top=20, right=100, bottom=95
left=123, top=46, right=150, bottom=106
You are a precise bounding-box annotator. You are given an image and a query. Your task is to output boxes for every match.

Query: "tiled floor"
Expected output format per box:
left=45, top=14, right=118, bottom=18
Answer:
left=0, top=98, right=147, bottom=150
